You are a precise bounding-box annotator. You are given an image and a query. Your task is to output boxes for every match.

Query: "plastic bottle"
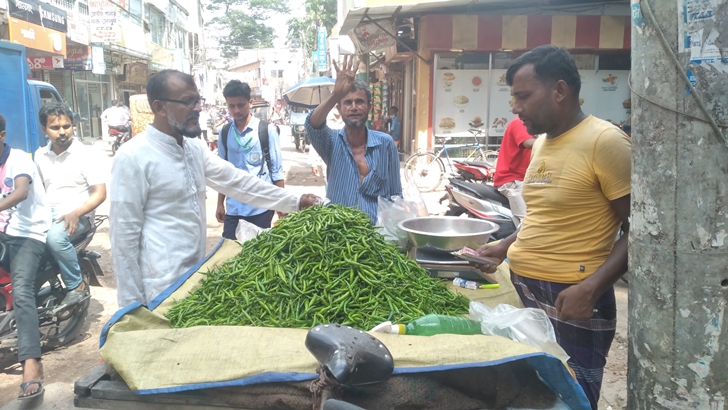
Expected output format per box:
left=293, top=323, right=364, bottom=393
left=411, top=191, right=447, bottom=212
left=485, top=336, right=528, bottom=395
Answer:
left=389, top=314, right=483, bottom=336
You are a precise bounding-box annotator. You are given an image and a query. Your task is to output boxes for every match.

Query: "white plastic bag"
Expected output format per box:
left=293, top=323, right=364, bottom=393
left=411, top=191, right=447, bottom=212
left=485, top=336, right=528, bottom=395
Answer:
left=376, top=179, right=429, bottom=248
left=469, top=301, right=570, bottom=363
left=235, top=219, right=267, bottom=244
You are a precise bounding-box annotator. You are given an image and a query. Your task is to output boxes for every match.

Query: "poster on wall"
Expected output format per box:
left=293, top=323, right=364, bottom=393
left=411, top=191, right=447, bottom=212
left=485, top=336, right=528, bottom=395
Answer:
left=488, top=69, right=514, bottom=137
left=588, top=70, right=631, bottom=125
left=577, top=71, right=598, bottom=119
left=433, top=69, right=489, bottom=137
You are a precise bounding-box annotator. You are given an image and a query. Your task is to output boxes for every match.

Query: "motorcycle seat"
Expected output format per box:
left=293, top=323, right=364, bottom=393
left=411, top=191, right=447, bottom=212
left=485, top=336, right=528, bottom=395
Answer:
left=455, top=160, right=494, bottom=169
left=450, top=179, right=510, bottom=208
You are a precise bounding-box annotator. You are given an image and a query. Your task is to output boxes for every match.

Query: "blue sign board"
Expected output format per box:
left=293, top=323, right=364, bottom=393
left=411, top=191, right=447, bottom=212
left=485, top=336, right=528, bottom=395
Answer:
left=317, top=27, right=327, bottom=70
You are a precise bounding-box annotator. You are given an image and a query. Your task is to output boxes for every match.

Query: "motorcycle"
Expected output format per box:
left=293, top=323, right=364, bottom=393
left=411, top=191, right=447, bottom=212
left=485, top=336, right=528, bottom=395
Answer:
left=442, top=178, right=518, bottom=241
left=306, top=323, right=393, bottom=410
left=452, top=160, right=496, bottom=183
left=0, top=216, right=107, bottom=353
left=105, top=125, right=131, bottom=157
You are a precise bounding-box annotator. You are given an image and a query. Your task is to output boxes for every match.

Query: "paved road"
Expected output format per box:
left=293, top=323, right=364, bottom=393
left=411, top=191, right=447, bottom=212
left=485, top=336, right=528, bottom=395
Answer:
left=0, top=127, right=628, bottom=409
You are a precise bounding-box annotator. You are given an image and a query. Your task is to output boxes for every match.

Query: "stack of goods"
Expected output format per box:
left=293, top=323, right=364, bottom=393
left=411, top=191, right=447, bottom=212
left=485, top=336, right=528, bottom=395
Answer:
left=370, top=83, right=383, bottom=130
left=166, top=205, right=470, bottom=330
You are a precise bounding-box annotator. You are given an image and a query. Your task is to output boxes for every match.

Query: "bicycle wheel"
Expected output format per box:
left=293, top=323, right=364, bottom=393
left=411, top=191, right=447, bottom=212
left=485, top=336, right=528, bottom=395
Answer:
left=404, top=152, right=445, bottom=192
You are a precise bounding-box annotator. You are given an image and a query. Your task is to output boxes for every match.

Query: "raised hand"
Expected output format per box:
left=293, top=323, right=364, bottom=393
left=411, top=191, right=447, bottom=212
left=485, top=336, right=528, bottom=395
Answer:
left=332, top=55, right=359, bottom=99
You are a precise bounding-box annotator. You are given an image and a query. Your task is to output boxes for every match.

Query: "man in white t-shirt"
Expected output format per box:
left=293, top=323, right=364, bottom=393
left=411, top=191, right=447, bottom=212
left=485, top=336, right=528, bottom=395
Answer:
left=0, top=114, right=52, bottom=399
left=35, top=102, right=107, bottom=308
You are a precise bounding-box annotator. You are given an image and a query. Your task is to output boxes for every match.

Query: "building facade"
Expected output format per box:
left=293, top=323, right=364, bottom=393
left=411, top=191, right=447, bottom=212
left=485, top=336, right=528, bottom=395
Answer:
left=0, top=0, right=207, bottom=138
left=226, top=48, right=305, bottom=104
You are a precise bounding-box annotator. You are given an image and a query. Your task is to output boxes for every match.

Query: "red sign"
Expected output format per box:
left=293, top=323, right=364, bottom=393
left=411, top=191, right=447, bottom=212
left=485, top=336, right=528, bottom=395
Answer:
left=26, top=56, right=64, bottom=70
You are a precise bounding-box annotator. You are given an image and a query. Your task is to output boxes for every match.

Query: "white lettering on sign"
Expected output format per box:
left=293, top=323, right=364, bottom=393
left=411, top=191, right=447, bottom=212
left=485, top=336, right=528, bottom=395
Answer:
left=39, top=5, right=66, bottom=25
left=15, top=0, right=33, bottom=12
left=21, top=27, right=36, bottom=40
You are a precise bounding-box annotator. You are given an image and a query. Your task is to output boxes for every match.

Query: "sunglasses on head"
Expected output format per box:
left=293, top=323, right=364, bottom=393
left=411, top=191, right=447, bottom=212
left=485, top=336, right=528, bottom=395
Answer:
left=48, top=124, right=73, bottom=131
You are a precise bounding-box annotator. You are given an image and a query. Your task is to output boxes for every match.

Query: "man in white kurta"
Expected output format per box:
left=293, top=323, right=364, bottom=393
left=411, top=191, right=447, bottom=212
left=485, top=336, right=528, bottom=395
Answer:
left=111, top=70, right=320, bottom=308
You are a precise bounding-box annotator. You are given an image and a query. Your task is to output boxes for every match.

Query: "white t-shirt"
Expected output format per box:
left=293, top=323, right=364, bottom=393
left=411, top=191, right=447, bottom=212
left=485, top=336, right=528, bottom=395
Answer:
left=35, top=139, right=106, bottom=217
left=0, top=146, right=51, bottom=243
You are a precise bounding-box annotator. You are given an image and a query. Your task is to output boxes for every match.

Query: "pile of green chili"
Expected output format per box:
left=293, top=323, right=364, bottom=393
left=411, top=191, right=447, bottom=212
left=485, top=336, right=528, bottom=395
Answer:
left=166, top=205, right=470, bottom=330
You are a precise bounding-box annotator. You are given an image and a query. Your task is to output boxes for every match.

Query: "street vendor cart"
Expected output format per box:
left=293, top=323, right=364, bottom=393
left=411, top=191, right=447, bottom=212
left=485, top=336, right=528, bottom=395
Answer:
left=75, top=210, right=590, bottom=410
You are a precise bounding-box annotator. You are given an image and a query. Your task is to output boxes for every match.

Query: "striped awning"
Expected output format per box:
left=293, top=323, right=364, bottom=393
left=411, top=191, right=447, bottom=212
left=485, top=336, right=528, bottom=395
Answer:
left=422, top=14, right=631, bottom=52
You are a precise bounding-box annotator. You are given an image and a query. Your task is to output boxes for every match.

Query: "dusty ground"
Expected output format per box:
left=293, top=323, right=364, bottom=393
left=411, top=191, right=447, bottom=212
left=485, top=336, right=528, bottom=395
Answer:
left=0, top=127, right=628, bottom=409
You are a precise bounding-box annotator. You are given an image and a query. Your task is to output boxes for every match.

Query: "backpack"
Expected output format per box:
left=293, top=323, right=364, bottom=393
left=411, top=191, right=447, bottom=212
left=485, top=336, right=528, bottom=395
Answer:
left=220, top=120, right=274, bottom=179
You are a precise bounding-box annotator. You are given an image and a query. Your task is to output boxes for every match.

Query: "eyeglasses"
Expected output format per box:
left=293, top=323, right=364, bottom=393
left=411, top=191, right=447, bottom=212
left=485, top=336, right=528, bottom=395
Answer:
left=159, top=98, right=202, bottom=109
left=48, top=124, right=73, bottom=131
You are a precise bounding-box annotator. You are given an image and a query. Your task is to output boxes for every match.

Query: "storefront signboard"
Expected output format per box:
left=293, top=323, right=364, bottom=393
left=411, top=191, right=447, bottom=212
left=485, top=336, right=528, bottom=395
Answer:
left=433, top=69, right=489, bottom=138
left=9, top=0, right=67, bottom=33
left=149, top=43, right=175, bottom=71
left=27, top=55, right=63, bottom=70
left=67, top=21, right=89, bottom=45
left=125, top=62, right=148, bottom=84
left=89, top=0, right=121, bottom=43
left=65, top=45, right=93, bottom=70
left=348, top=19, right=396, bottom=54
left=110, top=0, right=127, bottom=10
left=8, top=17, right=67, bottom=55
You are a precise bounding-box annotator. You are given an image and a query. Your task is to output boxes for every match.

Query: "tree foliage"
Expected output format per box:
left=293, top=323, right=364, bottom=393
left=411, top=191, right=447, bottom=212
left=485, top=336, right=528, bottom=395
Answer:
left=206, top=0, right=290, bottom=59
left=286, top=0, right=337, bottom=59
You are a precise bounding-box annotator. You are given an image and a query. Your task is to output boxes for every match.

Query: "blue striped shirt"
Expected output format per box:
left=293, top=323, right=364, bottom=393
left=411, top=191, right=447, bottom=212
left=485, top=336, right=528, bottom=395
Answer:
left=305, top=112, right=402, bottom=223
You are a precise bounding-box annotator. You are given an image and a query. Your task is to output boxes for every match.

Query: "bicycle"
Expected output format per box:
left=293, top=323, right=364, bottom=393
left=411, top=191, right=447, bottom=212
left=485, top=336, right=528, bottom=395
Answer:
left=404, top=128, right=499, bottom=192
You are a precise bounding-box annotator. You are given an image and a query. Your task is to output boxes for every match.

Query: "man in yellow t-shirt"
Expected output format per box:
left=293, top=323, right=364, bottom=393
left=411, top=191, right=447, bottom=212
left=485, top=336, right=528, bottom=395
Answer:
left=474, top=46, right=630, bottom=410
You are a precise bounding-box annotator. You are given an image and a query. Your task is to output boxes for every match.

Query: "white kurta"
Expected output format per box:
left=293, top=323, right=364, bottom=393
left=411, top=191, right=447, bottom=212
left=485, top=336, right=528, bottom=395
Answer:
left=110, top=125, right=300, bottom=308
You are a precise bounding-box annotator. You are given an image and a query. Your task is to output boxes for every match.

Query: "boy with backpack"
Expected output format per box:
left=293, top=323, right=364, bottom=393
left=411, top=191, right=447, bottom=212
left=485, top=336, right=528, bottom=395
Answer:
left=216, top=80, right=284, bottom=235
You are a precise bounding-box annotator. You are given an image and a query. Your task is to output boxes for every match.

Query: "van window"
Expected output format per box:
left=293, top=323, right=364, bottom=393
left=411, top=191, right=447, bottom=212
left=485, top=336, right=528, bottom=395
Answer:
left=40, top=89, right=62, bottom=107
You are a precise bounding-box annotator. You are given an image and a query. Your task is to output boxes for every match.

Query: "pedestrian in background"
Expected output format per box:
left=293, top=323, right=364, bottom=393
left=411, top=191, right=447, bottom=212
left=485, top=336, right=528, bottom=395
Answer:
left=216, top=80, right=285, bottom=234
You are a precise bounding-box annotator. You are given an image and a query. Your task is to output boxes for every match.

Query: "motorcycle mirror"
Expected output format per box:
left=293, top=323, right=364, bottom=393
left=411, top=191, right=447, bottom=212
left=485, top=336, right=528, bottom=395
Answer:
left=305, top=324, right=394, bottom=386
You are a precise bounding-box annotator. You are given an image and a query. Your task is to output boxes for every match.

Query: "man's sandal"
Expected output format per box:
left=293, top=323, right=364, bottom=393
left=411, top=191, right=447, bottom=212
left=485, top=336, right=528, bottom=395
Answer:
left=17, top=379, right=44, bottom=400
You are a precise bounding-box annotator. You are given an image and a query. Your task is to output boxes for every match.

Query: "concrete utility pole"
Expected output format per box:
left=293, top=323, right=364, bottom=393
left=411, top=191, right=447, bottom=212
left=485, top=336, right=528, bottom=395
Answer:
left=629, top=0, right=728, bottom=408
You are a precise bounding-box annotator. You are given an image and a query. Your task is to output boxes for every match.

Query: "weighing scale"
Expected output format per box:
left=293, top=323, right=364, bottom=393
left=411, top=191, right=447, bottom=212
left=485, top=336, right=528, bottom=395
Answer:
left=414, top=248, right=498, bottom=284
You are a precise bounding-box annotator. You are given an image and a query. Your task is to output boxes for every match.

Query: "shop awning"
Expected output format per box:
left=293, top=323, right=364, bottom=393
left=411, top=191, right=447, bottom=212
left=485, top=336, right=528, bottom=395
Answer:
left=340, top=0, right=628, bottom=33
left=421, top=13, right=630, bottom=52
left=341, top=0, right=485, bottom=33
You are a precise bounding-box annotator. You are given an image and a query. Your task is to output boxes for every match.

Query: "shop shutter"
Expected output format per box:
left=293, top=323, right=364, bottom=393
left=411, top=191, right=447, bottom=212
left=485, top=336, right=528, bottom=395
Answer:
left=48, top=71, right=66, bottom=94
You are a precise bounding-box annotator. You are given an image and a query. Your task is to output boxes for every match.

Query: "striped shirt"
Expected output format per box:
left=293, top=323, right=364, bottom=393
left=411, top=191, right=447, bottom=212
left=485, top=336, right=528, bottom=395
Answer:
left=305, top=112, right=402, bottom=223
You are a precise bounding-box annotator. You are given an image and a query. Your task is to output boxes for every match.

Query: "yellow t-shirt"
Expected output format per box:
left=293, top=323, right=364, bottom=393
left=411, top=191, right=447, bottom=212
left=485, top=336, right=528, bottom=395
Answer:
left=508, top=116, right=631, bottom=284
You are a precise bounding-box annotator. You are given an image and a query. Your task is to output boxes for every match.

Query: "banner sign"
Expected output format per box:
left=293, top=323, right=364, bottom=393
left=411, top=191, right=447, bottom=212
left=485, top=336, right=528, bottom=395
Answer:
left=67, top=21, right=89, bottom=45
left=9, top=0, right=67, bottom=33
left=348, top=19, right=397, bottom=54
left=89, top=0, right=121, bottom=43
left=92, top=45, right=106, bottom=74
left=27, top=55, right=64, bottom=70
left=317, top=27, right=327, bottom=71
left=65, top=45, right=93, bottom=70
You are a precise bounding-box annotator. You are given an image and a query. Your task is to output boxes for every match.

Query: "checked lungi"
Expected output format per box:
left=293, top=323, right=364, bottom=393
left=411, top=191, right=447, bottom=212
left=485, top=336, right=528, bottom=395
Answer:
left=511, top=272, right=617, bottom=410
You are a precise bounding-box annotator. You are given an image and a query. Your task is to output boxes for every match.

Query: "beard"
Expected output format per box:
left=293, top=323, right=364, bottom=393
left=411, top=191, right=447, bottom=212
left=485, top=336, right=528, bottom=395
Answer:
left=168, top=114, right=202, bottom=138
left=343, top=115, right=367, bottom=128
